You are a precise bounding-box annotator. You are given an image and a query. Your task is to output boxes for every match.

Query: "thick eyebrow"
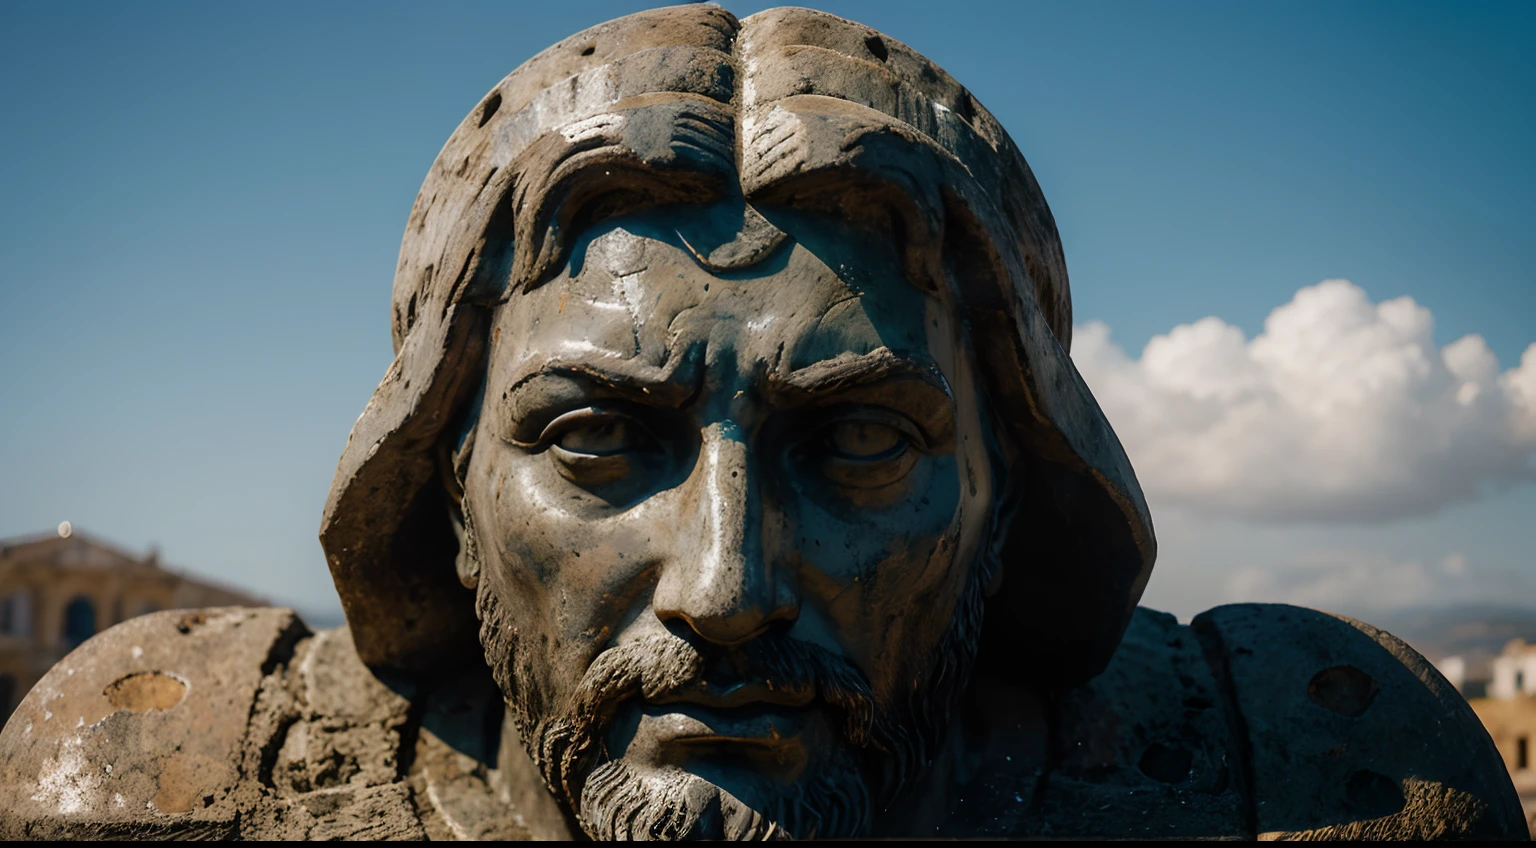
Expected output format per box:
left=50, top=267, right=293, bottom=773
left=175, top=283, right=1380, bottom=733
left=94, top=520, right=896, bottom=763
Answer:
left=768, top=347, right=957, bottom=447
left=500, top=355, right=701, bottom=415
left=496, top=347, right=958, bottom=448
left=772, top=347, right=950, bottom=396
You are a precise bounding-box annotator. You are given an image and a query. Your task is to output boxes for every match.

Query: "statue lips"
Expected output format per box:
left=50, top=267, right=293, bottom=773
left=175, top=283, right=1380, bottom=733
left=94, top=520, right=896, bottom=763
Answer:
left=642, top=704, right=809, bottom=749
left=639, top=680, right=821, bottom=761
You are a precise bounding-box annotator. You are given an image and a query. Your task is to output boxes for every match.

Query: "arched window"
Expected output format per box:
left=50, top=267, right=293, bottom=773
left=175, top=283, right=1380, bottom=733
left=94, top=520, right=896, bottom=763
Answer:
left=61, top=596, right=96, bottom=647
left=0, top=591, right=32, bottom=638
left=0, top=673, right=15, bottom=720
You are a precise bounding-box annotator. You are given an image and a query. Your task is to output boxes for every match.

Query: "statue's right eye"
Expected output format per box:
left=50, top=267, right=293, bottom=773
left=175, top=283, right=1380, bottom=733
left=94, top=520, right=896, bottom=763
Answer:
left=540, top=408, right=656, bottom=455
left=553, top=415, right=643, bottom=456
left=538, top=407, right=661, bottom=488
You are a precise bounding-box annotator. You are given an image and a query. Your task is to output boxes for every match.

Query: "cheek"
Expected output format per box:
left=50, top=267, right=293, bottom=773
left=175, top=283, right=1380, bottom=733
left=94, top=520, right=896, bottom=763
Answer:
left=784, top=453, right=968, bottom=686
left=466, top=442, right=660, bottom=683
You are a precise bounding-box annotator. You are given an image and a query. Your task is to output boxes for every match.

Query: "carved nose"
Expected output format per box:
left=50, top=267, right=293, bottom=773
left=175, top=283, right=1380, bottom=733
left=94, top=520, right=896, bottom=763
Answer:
left=652, top=421, right=797, bottom=646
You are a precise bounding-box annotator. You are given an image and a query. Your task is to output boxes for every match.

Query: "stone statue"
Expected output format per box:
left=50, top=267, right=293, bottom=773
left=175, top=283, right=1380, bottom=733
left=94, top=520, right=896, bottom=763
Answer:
left=0, top=6, right=1524, bottom=840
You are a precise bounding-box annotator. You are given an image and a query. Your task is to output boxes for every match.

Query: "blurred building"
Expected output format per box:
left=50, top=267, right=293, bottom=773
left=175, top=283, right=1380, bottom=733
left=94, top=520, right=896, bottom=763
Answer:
left=1490, top=640, right=1536, bottom=700
left=0, top=526, right=263, bottom=725
left=1468, top=639, right=1536, bottom=836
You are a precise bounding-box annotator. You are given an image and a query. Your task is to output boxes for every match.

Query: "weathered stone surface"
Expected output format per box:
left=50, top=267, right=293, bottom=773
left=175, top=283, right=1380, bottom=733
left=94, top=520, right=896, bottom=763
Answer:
left=1026, top=607, right=1248, bottom=839
left=0, top=607, right=306, bottom=839
left=236, top=625, right=429, bottom=839
left=238, top=782, right=426, bottom=841
left=0, top=610, right=445, bottom=840
left=409, top=671, right=540, bottom=840
left=1194, top=603, right=1527, bottom=840
left=269, top=627, right=416, bottom=797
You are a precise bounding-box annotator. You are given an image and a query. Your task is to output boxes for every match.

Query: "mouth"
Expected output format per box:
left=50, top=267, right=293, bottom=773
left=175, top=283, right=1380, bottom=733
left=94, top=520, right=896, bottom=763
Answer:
left=603, top=677, right=842, bottom=780
left=650, top=677, right=817, bottom=710
left=637, top=675, right=818, bottom=748
left=641, top=702, right=812, bottom=750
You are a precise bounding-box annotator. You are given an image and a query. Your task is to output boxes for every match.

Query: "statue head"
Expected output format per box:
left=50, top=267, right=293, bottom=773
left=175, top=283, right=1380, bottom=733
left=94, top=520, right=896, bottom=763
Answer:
left=321, top=6, right=1154, bottom=839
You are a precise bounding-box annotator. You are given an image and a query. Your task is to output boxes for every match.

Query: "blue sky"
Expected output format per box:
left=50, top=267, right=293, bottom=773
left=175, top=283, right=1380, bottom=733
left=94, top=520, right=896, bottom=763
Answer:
left=1, top=0, right=1532, bottom=625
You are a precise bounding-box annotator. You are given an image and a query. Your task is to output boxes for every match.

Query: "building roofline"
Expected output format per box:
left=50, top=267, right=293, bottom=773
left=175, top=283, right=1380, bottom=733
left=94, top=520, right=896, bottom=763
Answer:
left=0, top=527, right=268, bottom=606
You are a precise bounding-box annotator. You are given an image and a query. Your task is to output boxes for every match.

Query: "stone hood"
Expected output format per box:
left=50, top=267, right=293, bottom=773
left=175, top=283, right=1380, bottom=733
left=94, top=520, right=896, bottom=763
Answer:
left=319, top=5, right=1155, bottom=690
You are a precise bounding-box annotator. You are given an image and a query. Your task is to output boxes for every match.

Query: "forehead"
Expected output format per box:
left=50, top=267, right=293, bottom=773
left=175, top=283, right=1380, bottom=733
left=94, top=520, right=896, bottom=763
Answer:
left=489, top=208, right=938, bottom=389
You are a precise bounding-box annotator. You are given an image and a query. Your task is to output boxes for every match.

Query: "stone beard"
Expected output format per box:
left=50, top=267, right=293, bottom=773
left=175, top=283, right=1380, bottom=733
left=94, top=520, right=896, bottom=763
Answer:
left=464, top=457, right=996, bottom=839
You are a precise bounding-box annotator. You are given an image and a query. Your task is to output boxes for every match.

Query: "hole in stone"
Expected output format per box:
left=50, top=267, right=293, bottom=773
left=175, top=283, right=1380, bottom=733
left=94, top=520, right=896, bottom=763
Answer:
left=581, top=44, right=596, bottom=56
left=1345, top=769, right=1405, bottom=818
left=478, top=92, right=501, bottom=128
left=864, top=34, right=888, bottom=62
left=104, top=671, right=187, bottom=713
left=1138, top=742, right=1193, bottom=784
left=1308, top=665, right=1377, bottom=717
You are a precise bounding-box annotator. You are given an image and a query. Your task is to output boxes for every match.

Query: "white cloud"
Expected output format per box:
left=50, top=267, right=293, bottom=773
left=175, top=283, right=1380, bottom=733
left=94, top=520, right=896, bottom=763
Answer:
left=1074, top=279, right=1536, bottom=522
left=1222, top=549, right=1523, bottom=613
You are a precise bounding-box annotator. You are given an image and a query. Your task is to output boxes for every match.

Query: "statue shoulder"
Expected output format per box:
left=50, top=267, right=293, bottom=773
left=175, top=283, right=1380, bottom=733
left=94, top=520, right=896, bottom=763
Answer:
left=1026, top=606, right=1249, bottom=838
left=1028, top=604, right=1525, bottom=840
left=0, top=607, right=310, bottom=838
left=1192, top=602, right=1527, bottom=839
left=0, top=607, right=438, bottom=839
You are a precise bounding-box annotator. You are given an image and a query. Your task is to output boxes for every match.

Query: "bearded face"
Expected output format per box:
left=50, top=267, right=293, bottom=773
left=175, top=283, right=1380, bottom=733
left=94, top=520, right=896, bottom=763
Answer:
left=457, top=202, right=999, bottom=839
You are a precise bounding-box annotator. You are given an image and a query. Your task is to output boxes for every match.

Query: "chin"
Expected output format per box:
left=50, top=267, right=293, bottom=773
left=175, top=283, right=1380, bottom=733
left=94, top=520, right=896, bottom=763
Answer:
left=575, top=756, right=871, bottom=841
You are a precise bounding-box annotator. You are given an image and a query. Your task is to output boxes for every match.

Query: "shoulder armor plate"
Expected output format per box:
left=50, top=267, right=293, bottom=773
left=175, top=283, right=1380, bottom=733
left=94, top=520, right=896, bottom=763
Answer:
left=0, top=607, right=308, bottom=838
left=1193, top=603, right=1527, bottom=839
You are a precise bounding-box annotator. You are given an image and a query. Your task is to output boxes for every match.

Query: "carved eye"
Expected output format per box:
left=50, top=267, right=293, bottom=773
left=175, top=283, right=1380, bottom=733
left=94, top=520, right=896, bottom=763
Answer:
left=819, top=415, right=919, bottom=489
left=826, top=421, right=906, bottom=461
left=542, top=408, right=659, bottom=486
left=552, top=414, right=647, bottom=456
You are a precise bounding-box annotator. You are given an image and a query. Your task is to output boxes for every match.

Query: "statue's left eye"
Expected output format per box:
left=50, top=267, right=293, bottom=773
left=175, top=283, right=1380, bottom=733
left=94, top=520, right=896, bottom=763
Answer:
left=816, top=414, right=920, bottom=490
left=826, top=421, right=907, bottom=462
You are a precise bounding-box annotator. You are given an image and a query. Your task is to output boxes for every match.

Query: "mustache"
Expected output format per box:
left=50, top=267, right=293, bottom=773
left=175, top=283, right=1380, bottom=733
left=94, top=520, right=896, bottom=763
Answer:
left=531, top=632, right=879, bottom=807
